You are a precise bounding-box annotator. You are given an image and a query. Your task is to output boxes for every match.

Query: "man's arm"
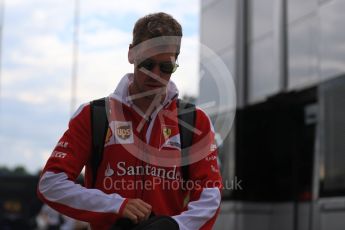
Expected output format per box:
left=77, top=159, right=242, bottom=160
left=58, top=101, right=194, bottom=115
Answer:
left=37, top=103, right=128, bottom=225
left=172, top=108, right=223, bottom=230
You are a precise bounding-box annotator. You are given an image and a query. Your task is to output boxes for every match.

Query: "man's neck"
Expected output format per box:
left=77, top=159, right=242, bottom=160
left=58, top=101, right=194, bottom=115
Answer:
left=128, top=85, right=166, bottom=116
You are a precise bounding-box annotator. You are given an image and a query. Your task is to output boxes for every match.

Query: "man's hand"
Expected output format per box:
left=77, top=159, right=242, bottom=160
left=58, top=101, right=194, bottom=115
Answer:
left=122, top=199, right=152, bottom=224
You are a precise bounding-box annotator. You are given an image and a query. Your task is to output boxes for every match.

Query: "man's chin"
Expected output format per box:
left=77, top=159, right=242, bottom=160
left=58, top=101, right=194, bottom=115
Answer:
left=144, top=94, right=159, bottom=101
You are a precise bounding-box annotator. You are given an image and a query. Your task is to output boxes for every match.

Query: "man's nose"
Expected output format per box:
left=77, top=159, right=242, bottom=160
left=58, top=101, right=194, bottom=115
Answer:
left=151, top=64, right=161, bottom=76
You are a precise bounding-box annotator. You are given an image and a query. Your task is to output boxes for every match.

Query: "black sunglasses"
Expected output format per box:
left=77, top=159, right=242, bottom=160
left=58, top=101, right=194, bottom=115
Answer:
left=137, top=59, right=179, bottom=74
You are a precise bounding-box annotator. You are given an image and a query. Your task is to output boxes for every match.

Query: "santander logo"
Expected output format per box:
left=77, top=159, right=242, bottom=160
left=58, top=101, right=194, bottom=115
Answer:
left=105, top=161, right=181, bottom=180
left=105, top=163, right=114, bottom=177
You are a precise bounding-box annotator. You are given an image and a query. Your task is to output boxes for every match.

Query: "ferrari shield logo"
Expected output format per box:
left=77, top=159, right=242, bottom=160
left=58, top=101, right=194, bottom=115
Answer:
left=163, top=127, right=172, bottom=139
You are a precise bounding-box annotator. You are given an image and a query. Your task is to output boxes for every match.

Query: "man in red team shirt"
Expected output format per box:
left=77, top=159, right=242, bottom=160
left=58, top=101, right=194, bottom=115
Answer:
left=38, top=12, right=223, bottom=230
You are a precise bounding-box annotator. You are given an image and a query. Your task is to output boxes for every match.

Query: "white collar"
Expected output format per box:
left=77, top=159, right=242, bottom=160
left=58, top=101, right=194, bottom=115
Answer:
left=110, top=73, right=179, bottom=108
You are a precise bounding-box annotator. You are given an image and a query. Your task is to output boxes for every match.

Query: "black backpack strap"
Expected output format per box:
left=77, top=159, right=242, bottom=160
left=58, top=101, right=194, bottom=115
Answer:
left=90, top=97, right=108, bottom=188
left=177, top=99, right=196, bottom=182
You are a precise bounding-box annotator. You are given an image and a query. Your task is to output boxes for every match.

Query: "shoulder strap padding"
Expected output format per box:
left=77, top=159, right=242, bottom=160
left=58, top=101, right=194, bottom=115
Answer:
left=90, top=97, right=108, bottom=188
left=177, top=99, right=196, bottom=182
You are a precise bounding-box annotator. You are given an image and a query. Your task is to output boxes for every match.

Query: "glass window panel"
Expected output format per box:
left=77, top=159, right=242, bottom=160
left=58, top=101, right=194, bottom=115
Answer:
left=248, top=36, right=280, bottom=103
left=288, top=0, right=317, bottom=23
left=249, top=0, right=275, bottom=40
left=201, top=0, right=236, bottom=52
left=320, top=0, right=345, bottom=80
left=219, top=48, right=236, bottom=85
left=288, top=15, right=319, bottom=89
left=319, top=76, right=345, bottom=196
left=319, top=0, right=332, bottom=5
left=201, top=0, right=218, bottom=9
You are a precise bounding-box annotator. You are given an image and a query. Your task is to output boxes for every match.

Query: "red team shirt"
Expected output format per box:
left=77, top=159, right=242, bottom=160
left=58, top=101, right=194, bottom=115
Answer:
left=37, top=74, right=223, bottom=230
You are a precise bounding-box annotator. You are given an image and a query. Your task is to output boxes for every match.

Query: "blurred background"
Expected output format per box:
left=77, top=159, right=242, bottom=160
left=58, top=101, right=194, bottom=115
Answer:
left=1, top=0, right=345, bottom=229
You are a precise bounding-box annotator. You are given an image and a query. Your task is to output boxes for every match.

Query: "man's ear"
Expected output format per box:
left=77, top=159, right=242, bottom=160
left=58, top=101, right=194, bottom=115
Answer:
left=128, top=44, right=134, bottom=64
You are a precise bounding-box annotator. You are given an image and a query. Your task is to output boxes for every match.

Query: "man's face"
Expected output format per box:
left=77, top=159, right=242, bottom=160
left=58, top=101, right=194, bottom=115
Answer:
left=131, top=45, right=179, bottom=99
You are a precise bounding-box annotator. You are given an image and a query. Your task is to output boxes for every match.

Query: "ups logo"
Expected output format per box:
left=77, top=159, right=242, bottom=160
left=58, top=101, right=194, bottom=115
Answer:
left=116, top=125, right=131, bottom=140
